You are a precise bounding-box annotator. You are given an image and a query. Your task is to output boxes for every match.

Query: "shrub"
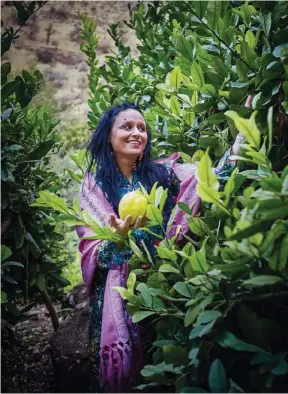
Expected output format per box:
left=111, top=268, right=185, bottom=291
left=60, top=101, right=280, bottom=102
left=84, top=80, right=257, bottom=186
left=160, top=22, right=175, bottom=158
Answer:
left=1, top=2, right=71, bottom=329
left=29, top=1, right=288, bottom=391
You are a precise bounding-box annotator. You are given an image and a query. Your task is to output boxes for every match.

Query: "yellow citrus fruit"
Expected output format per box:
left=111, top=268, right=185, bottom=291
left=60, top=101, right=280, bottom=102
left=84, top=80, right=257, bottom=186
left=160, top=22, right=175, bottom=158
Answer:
left=119, top=190, right=148, bottom=225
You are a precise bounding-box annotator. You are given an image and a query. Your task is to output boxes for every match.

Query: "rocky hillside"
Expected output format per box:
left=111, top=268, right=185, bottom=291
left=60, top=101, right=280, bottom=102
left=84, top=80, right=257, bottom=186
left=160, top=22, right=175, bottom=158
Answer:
left=1, top=1, right=139, bottom=121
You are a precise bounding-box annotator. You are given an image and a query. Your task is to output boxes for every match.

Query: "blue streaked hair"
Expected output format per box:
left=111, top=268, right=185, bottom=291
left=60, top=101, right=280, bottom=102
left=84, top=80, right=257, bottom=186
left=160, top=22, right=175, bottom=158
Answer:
left=87, top=102, right=169, bottom=214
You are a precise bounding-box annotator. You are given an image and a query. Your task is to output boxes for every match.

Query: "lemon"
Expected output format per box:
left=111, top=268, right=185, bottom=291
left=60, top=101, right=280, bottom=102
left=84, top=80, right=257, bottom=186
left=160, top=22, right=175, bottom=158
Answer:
left=119, top=190, right=148, bottom=225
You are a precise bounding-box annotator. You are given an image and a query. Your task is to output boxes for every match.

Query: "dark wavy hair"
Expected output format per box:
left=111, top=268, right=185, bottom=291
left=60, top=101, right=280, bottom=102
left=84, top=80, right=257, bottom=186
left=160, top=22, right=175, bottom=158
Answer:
left=86, top=102, right=169, bottom=214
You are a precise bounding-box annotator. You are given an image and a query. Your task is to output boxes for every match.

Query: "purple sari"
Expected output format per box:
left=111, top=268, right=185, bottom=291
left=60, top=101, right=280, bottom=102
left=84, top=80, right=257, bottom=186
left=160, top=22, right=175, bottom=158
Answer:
left=76, top=154, right=201, bottom=392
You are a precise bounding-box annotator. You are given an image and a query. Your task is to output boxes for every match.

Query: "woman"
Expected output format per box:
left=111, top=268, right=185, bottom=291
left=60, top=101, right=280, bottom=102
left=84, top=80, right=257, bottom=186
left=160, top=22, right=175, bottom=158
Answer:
left=77, top=102, right=244, bottom=393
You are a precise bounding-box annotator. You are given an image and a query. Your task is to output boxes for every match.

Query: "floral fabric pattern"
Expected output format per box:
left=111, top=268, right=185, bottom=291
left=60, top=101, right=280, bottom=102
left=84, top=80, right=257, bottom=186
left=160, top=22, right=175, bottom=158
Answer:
left=88, top=155, right=234, bottom=392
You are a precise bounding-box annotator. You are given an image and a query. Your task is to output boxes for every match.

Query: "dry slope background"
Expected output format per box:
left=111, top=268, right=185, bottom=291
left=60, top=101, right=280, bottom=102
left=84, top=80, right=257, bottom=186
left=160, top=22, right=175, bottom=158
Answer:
left=1, top=0, right=139, bottom=121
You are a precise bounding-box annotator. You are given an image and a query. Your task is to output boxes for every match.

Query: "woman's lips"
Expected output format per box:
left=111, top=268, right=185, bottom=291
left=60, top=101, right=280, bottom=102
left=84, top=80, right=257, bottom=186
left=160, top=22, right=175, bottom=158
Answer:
left=127, top=141, right=141, bottom=147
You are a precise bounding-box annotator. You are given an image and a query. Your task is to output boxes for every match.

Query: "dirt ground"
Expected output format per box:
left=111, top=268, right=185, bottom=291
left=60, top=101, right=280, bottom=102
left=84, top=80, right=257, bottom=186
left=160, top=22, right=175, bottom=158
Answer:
left=1, top=303, right=62, bottom=393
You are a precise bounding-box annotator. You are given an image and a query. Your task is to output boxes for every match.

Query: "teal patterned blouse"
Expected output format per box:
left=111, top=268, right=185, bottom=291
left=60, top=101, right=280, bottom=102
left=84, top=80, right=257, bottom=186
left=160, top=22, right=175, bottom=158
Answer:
left=88, top=151, right=235, bottom=393
left=96, top=150, right=234, bottom=269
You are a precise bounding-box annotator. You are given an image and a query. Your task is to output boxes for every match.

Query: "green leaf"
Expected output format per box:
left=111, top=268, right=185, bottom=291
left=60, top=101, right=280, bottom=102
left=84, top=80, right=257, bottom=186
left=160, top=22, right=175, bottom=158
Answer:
left=170, top=96, right=181, bottom=117
left=178, top=202, right=191, bottom=215
left=273, top=43, right=288, bottom=58
left=2, top=274, right=17, bottom=285
left=179, top=152, right=193, bottom=164
left=154, top=186, right=164, bottom=208
left=175, top=36, right=194, bottom=62
left=129, top=239, right=144, bottom=260
left=190, top=251, right=210, bottom=274
left=157, top=247, right=177, bottom=262
left=159, top=188, right=168, bottom=212
left=140, top=240, right=154, bottom=266
left=191, top=63, right=205, bottom=88
left=196, top=150, right=219, bottom=190
left=174, top=282, right=191, bottom=298
left=240, top=41, right=257, bottom=70
left=163, top=345, right=189, bottom=365
left=200, top=84, right=217, bottom=96
left=224, top=168, right=239, bottom=204
left=228, top=220, right=273, bottom=241
left=184, top=295, right=213, bottom=327
left=236, top=59, right=249, bottom=81
left=159, top=264, right=180, bottom=274
left=146, top=204, right=163, bottom=225
left=208, top=359, right=228, bottom=393
left=245, top=30, right=257, bottom=50
left=127, top=272, right=136, bottom=294
left=196, top=310, right=222, bottom=324
left=31, top=191, right=70, bottom=214
left=188, top=218, right=209, bottom=236
left=156, top=83, right=174, bottom=93
left=217, top=331, right=265, bottom=352
left=260, top=12, right=272, bottom=36
left=1, top=62, right=11, bottom=84
left=137, top=283, right=153, bottom=307
left=267, top=106, right=273, bottom=154
left=207, top=1, right=224, bottom=30
left=132, top=311, right=156, bottom=323
left=194, top=1, right=208, bottom=19
left=279, top=235, right=288, bottom=271
left=1, top=291, right=8, bottom=304
left=112, top=287, right=132, bottom=300
left=1, top=245, right=12, bottom=262
left=153, top=339, right=177, bottom=347
left=27, top=140, right=55, bottom=161
left=207, top=113, right=226, bottom=125
left=170, top=66, right=182, bottom=90
left=243, top=275, right=283, bottom=287
left=225, top=111, right=260, bottom=149
left=2, top=261, right=24, bottom=268
left=148, top=181, right=158, bottom=205
left=152, top=296, right=166, bottom=311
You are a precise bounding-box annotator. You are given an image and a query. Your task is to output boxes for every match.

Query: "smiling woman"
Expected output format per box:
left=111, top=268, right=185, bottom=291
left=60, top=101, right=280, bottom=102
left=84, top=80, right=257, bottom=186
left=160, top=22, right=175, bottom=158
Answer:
left=76, top=101, right=243, bottom=393
left=108, top=109, right=148, bottom=184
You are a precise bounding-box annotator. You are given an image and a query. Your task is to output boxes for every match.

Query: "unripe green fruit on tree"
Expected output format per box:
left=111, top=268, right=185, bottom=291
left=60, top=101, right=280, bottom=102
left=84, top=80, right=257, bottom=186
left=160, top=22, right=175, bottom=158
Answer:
left=119, top=190, right=148, bottom=226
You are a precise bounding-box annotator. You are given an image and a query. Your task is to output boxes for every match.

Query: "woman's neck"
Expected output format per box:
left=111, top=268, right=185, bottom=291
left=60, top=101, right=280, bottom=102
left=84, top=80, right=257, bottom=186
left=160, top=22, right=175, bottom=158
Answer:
left=115, top=156, right=136, bottom=183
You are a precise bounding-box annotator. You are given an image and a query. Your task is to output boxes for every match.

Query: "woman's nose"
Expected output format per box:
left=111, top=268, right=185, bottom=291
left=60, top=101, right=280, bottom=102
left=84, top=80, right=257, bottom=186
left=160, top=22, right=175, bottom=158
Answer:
left=131, top=127, right=141, bottom=136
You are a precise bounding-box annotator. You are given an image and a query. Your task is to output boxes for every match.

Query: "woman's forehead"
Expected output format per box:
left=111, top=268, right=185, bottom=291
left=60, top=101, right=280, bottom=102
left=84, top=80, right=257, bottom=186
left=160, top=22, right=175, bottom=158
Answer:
left=113, top=109, right=145, bottom=126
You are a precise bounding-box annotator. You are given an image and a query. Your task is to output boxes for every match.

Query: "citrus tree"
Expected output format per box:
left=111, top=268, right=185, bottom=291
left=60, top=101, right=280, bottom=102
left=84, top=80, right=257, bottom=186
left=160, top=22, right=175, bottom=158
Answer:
left=1, top=1, right=71, bottom=330
left=28, top=1, right=288, bottom=391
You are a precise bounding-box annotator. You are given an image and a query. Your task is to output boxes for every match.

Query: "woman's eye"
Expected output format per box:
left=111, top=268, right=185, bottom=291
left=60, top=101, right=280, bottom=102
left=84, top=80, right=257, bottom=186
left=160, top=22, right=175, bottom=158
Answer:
left=123, top=125, right=130, bottom=130
left=139, top=126, right=146, bottom=132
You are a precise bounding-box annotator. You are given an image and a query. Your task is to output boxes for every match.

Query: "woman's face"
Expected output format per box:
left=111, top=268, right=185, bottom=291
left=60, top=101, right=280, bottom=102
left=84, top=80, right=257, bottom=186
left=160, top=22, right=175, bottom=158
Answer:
left=109, top=109, right=148, bottom=161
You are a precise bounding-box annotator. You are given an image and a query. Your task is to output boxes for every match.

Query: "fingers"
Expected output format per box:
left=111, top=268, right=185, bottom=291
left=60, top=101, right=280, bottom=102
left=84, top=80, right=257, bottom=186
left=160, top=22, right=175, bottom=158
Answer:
left=123, top=215, right=131, bottom=228
left=133, top=215, right=143, bottom=229
left=109, top=213, right=118, bottom=228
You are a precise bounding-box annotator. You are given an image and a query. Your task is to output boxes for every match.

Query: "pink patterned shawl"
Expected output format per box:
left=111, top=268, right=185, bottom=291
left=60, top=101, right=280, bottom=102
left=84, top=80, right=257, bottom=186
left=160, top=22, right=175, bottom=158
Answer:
left=76, top=154, right=201, bottom=392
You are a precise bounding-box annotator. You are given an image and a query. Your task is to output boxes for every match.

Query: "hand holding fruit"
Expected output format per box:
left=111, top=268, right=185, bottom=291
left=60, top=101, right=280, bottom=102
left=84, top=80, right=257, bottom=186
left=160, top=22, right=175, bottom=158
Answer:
left=109, top=189, right=148, bottom=238
left=109, top=213, right=145, bottom=237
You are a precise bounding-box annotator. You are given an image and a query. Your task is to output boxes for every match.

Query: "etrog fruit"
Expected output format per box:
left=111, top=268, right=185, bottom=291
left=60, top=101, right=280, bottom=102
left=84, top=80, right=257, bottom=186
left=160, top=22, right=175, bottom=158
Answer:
left=119, top=190, right=148, bottom=225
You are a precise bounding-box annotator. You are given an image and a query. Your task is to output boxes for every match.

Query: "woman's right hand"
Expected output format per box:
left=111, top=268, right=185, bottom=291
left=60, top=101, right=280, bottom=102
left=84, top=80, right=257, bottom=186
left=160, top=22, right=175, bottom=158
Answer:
left=109, top=213, right=145, bottom=238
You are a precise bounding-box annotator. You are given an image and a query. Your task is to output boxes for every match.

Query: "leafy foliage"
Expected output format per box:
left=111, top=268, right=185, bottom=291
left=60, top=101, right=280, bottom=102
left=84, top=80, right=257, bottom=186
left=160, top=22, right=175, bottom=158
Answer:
left=1, top=2, right=71, bottom=327
left=22, top=0, right=288, bottom=392
left=79, top=1, right=287, bottom=168
left=76, top=2, right=288, bottom=392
